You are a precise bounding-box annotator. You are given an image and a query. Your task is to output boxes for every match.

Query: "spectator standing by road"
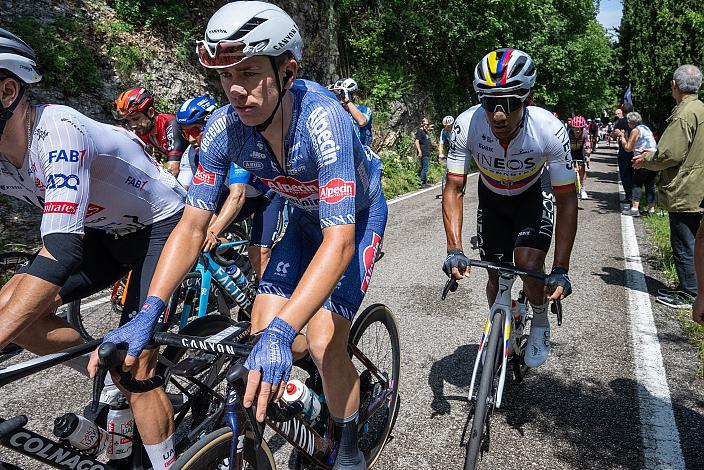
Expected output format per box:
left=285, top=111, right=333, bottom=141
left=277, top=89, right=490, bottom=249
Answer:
left=617, top=111, right=657, bottom=216
left=611, top=104, right=634, bottom=208
left=415, top=118, right=432, bottom=186
left=633, top=64, right=704, bottom=308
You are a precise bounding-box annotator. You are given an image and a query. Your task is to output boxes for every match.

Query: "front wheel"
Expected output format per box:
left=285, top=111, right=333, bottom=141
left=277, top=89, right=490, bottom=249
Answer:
left=172, top=427, right=275, bottom=469
left=464, top=311, right=503, bottom=470
left=349, top=304, right=401, bottom=468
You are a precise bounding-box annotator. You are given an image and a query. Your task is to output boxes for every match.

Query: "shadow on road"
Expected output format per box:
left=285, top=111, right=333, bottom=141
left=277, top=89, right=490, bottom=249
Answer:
left=428, top=344, right=477, bottom=419
left=582, top=189, right=620, bottom=215
left=593, top=265, right=668, bottom=293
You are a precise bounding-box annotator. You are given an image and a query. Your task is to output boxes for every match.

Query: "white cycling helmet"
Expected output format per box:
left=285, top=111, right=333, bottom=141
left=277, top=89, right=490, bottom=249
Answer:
left=198, top=1, right=303, bottom=69
left=442, top=115, right=455, bottom=126
left=473, top=48, right=536, bottom=98
left=338, top=78, right=358, bottom=93
left=0, top=28, right=42, bottom=84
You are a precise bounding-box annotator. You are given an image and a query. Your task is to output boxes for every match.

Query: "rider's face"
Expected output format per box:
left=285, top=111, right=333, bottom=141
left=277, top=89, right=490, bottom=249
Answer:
left=218, top=56, right=289, bottom=127
left=124, top=112, right=153, bottom=136
left=485, top=105, right=524, bottom=141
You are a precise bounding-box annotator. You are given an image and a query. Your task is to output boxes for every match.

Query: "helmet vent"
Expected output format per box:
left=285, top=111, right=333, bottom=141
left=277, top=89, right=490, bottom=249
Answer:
left=231, top=17, right=268, bottom=40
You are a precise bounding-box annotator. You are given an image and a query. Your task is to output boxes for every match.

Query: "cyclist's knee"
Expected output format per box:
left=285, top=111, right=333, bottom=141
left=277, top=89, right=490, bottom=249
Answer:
left=307, top=313, right=350, bottom=371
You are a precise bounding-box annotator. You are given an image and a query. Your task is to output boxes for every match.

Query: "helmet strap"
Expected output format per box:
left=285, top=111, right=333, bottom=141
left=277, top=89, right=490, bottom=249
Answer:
left=0, top=83, right=27, bottom=139
left=255, top=56, right=287, bottom=133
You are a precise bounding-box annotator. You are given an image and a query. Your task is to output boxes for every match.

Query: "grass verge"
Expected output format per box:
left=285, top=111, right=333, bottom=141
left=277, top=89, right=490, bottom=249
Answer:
left=643, top=213, right=704, bottom=376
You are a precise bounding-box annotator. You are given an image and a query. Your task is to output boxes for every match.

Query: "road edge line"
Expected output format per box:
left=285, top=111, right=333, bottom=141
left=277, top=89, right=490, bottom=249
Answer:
left=621, top=212, right=685, bottom=469
left=387, top=171, right=478, bottom=206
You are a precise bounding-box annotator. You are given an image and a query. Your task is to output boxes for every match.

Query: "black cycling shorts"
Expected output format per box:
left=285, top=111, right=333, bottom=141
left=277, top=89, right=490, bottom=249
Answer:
left=476, top=178, right=554, bottom=263
left=18, top=211, right=182, bottom=324
left=571, top=149, right=586, bottom=163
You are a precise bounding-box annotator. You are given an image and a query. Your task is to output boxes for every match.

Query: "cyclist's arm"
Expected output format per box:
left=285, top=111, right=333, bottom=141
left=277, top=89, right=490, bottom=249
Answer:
left=345, top=102, right=367, bottom=127
left=144, top=204, right=213, bottom=301
left=208, top=183, right=246, bottom=237
left=545, top=124, right=578, bottom=290
left=442, top=111, right=472, bottom=254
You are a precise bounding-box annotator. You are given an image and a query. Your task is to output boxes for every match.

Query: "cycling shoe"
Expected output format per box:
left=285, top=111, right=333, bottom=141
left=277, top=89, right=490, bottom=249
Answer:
left=524, top=324, right=551, bottom=368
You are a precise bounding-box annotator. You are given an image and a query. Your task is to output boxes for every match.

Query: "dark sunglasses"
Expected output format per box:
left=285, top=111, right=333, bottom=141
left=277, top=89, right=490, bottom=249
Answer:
left=480, top=95, right=526, bottom=114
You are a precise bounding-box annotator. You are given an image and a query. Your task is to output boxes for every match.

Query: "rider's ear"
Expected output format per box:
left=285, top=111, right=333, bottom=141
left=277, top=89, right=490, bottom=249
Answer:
left=0, top=78, right=21, bottom=108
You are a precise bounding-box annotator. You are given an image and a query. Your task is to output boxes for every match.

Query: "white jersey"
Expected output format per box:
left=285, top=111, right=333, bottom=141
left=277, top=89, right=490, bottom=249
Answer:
left=0, top=105, right=186, bottom=237
left=177, top=144, right=197, bottom=190
left=447, top=105, right=576, bottom=196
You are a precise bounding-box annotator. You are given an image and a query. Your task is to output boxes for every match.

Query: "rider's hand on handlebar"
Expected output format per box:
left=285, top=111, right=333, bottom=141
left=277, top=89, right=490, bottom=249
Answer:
left=443, top=248, right=470, bottom=280
left=243, top=317, right=297, bottom=422
left=202, top=231, right=220, bottom=253
left=545, top=267, right=572, bottom=301
left=87, top=296, right=165, bottom=378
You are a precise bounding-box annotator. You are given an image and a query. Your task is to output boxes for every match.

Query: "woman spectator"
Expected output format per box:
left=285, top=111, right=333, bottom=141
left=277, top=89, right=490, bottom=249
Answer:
left=617, top=111, right=658, bottom=216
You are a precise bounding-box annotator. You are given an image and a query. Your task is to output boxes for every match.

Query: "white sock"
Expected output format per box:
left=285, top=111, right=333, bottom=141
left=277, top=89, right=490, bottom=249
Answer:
left=530, top=302, right=550, bottom=327
left=144, top=434, right=176, bottom=469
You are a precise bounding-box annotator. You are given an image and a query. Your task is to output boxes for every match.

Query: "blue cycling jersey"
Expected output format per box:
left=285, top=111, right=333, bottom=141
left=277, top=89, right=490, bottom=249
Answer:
left=353, top=104, right=373, bottom=147
left=188, top=79, right=384, bottom=229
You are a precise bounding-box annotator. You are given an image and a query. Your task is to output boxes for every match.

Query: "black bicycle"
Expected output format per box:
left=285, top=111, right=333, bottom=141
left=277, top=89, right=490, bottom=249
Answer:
left=102, top=303, right=401, bottom=469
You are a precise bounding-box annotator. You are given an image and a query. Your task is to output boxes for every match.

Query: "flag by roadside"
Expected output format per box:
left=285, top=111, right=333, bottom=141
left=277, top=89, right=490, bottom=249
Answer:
left=622, top=84, right=633, bottom=108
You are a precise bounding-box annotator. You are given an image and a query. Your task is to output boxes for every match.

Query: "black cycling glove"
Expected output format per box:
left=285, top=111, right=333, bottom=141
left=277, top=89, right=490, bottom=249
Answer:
left=443, top=249, right=469, bottom=278
left=545, top=267, right=572, bottom=298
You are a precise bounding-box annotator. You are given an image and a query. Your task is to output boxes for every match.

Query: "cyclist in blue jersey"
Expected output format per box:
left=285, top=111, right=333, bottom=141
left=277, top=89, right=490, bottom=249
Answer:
left=89, top=3, right=387, bottom=468
left=176, top=96, right=284, bottom=276
left=332, top=78, right=374, bottom=147
left=438, top=115, right=454, bottom=160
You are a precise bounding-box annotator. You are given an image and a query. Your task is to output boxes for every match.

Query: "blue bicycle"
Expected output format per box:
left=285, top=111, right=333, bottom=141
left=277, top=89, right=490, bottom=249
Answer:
left=167, top=228, right=257, bottom=329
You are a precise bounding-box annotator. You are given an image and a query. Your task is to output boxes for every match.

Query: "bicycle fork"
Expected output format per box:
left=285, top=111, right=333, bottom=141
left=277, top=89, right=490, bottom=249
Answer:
left=468, top=273, right=515, bottom=409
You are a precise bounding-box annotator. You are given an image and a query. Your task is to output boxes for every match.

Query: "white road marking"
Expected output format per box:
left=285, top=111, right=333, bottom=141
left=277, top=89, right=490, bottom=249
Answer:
left=77, top=295, right=112, bottom=310
left=387, top=171, right=478, bottom=206
left=621, top=213, right=685, bottom=469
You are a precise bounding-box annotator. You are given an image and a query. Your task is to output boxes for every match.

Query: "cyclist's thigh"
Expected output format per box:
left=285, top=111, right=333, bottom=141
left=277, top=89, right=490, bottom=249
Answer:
left=327, top=199, right=388, bottom=322
left=251, top=293, right=289, bottom=331
left=250, top=193, right=285, bottom=248
left=476, top=179, right=514, bottom=263
left=306, top=307, right=353, bottom=352
left=513, top=182, right=554, bottom=254
left=109, top=212, right=182, bottom=322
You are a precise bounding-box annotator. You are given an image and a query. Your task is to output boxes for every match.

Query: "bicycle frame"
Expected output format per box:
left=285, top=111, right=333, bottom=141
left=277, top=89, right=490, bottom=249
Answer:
left=178, top=240, right=251, bottom=330
left=0, top=341, right=110, bottom=469
left=154, top=326, right=395, bottom=470
left=468, top=271, right=516, bottom=409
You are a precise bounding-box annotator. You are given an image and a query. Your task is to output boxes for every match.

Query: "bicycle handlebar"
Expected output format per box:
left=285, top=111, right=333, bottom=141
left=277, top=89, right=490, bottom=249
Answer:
left=91, top=342, right=165, bottom=411
left=467, top=259, right=547, bottom=280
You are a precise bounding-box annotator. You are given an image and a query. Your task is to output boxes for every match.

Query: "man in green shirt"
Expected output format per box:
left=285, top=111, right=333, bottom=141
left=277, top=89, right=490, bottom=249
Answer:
left=633, top=64, right=704, bottom=308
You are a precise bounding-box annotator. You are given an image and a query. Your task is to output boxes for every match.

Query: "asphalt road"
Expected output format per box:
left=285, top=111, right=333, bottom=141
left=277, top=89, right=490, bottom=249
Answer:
left=1, top=145, right=703, bottom=469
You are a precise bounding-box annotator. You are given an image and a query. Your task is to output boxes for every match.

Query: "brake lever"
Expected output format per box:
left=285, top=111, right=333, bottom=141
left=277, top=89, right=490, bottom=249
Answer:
left=441, top=278, right=458, bottom=300
left=91, top=341, right=127, bottom=413
left=551, top=300, right=563, bottom=326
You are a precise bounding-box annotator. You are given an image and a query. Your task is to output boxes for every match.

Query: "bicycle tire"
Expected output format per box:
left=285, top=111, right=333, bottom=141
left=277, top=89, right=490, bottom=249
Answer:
left=159, top=315, right=237, bottom=448
left=66, top=275, right=128, bottom=340
left=349, top=303, right=401, bottom=468
left=464, top=311, right=503, bottom=470
left=172, top=427, right=275, bottom=469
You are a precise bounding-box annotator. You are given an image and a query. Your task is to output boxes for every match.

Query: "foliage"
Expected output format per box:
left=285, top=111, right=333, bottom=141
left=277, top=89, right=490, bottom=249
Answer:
left=379, top=133, right=443, bottom=198
left=337, top=0, right=616, bottom=120
left=619, top=0, right=704, bottom=131
left=7, top=17, right=102, bottom=95
left=108, top=43, right=145, bottom=77
left=111, top=0, right=212, bottom=37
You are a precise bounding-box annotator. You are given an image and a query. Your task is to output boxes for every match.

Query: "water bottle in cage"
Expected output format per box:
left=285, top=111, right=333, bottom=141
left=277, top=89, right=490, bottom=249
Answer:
left=282, top=379, right=324, bottom=424
left=53, top=413, right=108, bottom=456
left=106, top=395, right=134, bottom=460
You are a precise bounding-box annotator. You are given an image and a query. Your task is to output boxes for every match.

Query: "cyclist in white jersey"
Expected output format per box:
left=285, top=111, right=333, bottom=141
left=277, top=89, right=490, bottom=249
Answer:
left=0, top=29, right=183, bottom=469
left=442, top=48, right=578, bottom=368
